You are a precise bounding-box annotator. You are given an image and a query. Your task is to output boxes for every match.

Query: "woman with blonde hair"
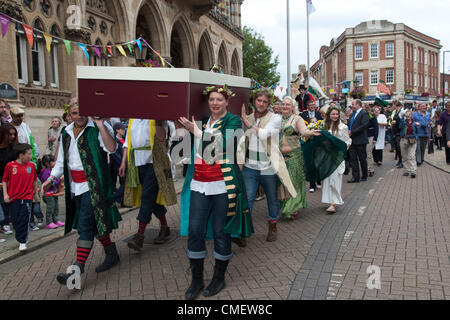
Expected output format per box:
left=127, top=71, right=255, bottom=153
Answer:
left=279, top=96, right=321, bottom=219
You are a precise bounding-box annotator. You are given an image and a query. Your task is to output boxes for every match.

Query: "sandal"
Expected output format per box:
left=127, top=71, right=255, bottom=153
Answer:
left=326, top=206, right=336, bottom=214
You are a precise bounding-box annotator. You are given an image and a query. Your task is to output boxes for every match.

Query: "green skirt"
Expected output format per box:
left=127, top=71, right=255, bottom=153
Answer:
left=280, top=147, right=307, bottom=218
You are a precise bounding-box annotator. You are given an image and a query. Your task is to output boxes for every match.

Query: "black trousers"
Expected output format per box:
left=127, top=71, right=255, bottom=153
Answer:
left=373, top=149, right=383, bottom=163
left=349, top=144, right=368, bottom=181
left=393, top=134, right=402, bottom=163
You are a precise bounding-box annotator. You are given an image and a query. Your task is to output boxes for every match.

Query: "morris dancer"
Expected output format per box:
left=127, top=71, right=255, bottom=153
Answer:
left=178, top=85, right=253, bottom=299
left=119, top=119, right=177, bottom=251
left=41, top=101, right=122, bottom=286
left=237, top=89, right=297, bottom=243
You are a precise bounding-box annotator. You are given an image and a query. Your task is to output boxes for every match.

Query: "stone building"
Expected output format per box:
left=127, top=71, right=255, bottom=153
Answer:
left=309, top=20, right=442, bottom=106
left=0, top=0, right=244, bottom=153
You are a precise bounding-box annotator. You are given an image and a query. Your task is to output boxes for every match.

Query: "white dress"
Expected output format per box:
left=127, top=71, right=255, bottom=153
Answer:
left=375, top=114, right=387, bottom=150
left=321, top=123, right=352, bottom=206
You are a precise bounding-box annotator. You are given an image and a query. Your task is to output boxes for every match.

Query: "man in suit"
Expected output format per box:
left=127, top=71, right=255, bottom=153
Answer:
left=390, top=101, right=404, bottom=168
left=347, top=99, right=370, bottom=183
left=301, top=100, right=323, bottom=192
left=295, top=85, right=313, bottom=113
left=301, top=100, right=323, bottom=123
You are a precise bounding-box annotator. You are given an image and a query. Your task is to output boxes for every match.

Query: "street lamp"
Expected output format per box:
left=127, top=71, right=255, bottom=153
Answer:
left=442, top=50, right=450, bottom=106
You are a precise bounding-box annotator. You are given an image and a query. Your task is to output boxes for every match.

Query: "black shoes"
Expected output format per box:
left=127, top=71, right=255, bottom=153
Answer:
left=57, top=262, right=85, bottom=286
left=95, top=243, right=120, bottom=273
left=396, top=163, right=403, bottom=168
left=203, top=260, right=229, bottom=297
left=411, top=173, right=416, bottom=179
left=347, top=179, right=360, bottom=183
left=185, top=259, right=205, bottom=300
left=361, top=177, right=368, bottom=181
left=403, top=172, right=410, bottom=176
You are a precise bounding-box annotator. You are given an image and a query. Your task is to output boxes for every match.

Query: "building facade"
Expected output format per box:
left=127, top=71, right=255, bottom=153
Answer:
left=310, top=20, right=442, bottom=106
left=0, top=0, right=244, bottom=152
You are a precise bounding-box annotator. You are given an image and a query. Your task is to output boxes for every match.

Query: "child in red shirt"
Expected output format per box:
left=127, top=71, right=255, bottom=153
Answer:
left=2, top=143, right=38, bottom=251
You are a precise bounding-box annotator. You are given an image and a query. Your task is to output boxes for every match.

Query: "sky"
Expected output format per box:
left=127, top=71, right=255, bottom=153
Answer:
left=241, top=0, right=450, bottom=89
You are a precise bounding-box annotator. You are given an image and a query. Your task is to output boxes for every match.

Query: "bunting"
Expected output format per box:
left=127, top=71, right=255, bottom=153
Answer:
left=116, top=44, right=126, bottom=57
left=0, top=13, right=10, bottom=38
left=64, top=39, right=71, bottom=56
left=23, top=24, right=34, bottom=47
left=44, top=33, right=52, bottom=52
left=77, top=43, right=89, bottom=60
left=0, top=12, right=174, bottom=67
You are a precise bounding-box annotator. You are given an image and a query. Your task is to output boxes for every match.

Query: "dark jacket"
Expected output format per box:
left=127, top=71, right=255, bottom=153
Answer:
left=295, top=93, right=313, bottom=113
left=300, top=110, right=323, bottom=123
left=390, top=109, right=403, bottom=135
left=399, top=119, right=418, bottom=138
left=349, top=109, right=370, bottom=145
left=367, top=114, right=379, bottom=141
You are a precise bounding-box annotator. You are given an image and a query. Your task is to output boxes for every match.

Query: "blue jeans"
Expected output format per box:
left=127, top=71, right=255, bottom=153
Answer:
left=137, top=164, right=167, bottom=224
left=242, top=167, right=280, bottom=221
left=187, top=191, right=232, bottom=261
left=74, top=191, right=97, bottom=249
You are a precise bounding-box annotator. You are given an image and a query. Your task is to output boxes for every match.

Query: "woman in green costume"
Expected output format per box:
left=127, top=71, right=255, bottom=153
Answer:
left=278, top=96, right=320, bottom=219
left=178, top=85, right=253, bottom=300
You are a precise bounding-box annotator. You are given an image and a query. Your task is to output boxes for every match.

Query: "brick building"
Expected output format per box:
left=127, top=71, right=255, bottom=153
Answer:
left=310, top=20, right=442, bottom=106
left=0, top=0, right=244, bottom=153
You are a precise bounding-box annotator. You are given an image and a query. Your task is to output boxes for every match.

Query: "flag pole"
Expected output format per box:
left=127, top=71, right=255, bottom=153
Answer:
left=287, top=0, right=291, bottom=96
left=306, top=0, right=310, bottom=85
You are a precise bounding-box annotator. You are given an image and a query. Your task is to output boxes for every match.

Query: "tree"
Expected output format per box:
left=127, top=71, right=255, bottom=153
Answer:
left=242, top=26, right=280, bottom=88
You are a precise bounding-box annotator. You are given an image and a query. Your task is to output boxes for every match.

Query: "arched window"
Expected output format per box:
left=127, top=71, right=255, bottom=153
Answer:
left=15, top=21, right=28, bottom=84
left=31, top=19, right=46, bottom=86
left=49, top=25, right=60, bottom=88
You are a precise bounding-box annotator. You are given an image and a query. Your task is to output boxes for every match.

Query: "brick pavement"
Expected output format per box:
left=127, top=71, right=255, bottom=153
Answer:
left=0, top=150, right=448, bottom=300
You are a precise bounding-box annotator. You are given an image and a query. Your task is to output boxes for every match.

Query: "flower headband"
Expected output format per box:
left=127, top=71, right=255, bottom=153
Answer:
left=202, top=84, right=235, bottom=98
left=62, top=104, right=70, bottom=114
left=326, top=105, right=342, bottom=116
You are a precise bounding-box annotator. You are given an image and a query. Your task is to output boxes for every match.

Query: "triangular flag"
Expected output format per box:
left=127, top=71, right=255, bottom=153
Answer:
left=158, top=54, right=165, bottom=67
left=64, top=40, right=71, bottom=55
left=136, top=38, right=142, bottom=52
left=44, top=33, right=52, bottom=52
left=94, top=46, right=101, bottom=58
left=127, top=43, right=133, bottom=54
left=0, top=13, right=11, bottom=38
left=117, top=44, right=126, bottom=56
left=307, top=0, right=316, bottom=16
left=77, top=43, right=89, bottom=60
left=106, top=45, right=113, bottom=56
left=23, top=24, right=34, bottom=47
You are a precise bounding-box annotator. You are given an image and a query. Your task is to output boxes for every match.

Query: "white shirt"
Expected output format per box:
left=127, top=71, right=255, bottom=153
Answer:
left=190, top=118, right=227, bottom=195
left=15, top=122, right=31, bottom=144
left=51, top=119, right=116, bottom=196
left=123, top=119, right=153, bottom=166
left=244, top=113, right=281, bottom=173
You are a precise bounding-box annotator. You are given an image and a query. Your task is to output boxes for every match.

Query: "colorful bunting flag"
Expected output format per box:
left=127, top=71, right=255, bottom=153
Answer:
left=127, top=43, right=133, bottom=54
left=78, top=43, right=89, bottom=60
left=136, top=38, right=142, bottom=52
left=116, top=44, right=125, bottom=56
left=106, top=45, right=113, bottom=56
left=0, top=13, right=10, bottom=38
left=94, top=46, right=101, bottom=58
left=23, top=24, right=34, bottom=47
left=44, top=33, right=52, bottom=52
left=64, top=39, right=71, bottom=56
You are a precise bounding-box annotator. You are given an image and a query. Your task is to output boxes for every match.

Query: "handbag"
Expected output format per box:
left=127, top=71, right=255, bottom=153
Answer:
left=407, top=137, right=416, bottom=144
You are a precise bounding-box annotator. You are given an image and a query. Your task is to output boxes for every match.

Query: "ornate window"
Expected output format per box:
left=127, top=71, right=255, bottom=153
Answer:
left=49, top=25, right=60, bottom=88
left=88, top=16, right=96, bottom=31
left=23, top=0, right=36, bottom=12
left=15, top=22, right=28, bottom=84
left=40, top=0, right=52, bottom=17
left=100, top=21, right=108, bottom=35
left=32, top=20, right=46, bottom=86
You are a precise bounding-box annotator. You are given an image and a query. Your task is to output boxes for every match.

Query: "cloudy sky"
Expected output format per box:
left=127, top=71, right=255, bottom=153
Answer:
left=242, top=0, right=450, bottom=88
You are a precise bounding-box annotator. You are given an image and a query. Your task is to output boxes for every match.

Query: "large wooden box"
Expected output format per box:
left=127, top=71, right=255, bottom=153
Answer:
left=77, top=67, right=251, bottom=120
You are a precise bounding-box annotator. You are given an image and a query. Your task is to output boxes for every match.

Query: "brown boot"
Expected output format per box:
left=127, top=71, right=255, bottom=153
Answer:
left=127, top=233, right=144, bottom=251
left=232, top=237, right=247, bottom=248
left=266, top=222, right=277, bottom=242
left=153, top=226, right=171, bottom=244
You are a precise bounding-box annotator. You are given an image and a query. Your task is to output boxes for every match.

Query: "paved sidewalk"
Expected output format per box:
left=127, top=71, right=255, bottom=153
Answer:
left=0, top=151, right=448, bottom=300
left=424, top=148, right=450, bottom=173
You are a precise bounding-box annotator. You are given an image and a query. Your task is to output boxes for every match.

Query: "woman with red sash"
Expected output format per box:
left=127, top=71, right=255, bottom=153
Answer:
left=178, top=85, right=253, bottom=300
